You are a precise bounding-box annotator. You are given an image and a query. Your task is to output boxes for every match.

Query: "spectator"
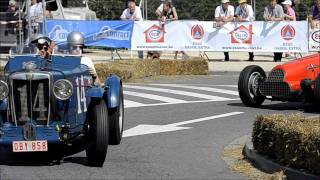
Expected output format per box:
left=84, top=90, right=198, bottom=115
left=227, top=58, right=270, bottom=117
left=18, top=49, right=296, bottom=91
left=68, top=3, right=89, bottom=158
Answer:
left=159, top=0, right=188, bottom=60
left=159, top=0, right=178, bottom=22
left=5, top=0, right=18, bottom=36
left=29, top=0, right=44, bottom=34
left=215, top=0, right=235, bottom=61
left=282, top=0, right=296, bottom=21
left=120, top=0, right=143, bottom=21
left=309, top=0, right=320, bottom=28
left=235, top=0, right=255, bottom=61
left=264, top=0, right=284, bottom=62
left=155, top=0, right=172, bottom=17
left=120, top=0, right=143, bottom=59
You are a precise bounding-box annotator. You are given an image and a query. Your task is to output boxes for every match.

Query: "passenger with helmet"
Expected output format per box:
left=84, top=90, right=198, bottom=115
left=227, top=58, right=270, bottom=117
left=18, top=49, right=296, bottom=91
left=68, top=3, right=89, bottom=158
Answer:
left=67, top=31, right=99, bottom=82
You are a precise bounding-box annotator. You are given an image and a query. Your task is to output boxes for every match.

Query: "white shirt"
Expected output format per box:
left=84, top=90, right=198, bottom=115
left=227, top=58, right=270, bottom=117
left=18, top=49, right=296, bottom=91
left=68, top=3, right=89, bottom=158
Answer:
left=215, top=5, right=234, bottom=18
left=235, top=4, right=254, bottom=21
left=81, top=56, right=97, bottom=75
left=120, top=6, right=143, bottom=21
left=29, top=2, right=44, bottom=21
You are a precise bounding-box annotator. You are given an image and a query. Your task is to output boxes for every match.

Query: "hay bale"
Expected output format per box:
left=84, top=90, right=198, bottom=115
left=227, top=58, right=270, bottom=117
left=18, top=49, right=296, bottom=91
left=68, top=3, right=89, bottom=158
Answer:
left=95, top=59, right=160, bottom=82
left=252, top=114, right=320, bottom=174
left=95, top=58, right=208, bottom=82
left=160, top=57, right=208, bottom=75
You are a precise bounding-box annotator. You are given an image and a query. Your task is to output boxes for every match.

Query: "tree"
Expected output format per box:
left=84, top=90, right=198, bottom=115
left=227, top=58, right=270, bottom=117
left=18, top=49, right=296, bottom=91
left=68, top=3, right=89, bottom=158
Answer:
left=89, top=0, right=315, bottom=21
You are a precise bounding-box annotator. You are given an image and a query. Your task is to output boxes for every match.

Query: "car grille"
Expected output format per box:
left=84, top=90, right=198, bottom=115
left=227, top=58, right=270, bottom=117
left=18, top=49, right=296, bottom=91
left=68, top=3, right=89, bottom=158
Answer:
left=266, top=69, right=285, bottom=82
left=9, top=72, right=51, bottom=126
left=260, top=69, right=291, bottom=97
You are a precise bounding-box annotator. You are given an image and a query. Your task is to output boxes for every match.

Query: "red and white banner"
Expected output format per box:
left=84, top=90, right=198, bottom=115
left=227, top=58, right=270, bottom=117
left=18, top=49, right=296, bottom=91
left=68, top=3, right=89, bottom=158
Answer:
left=132, top=21, right=308, bottom=53
left=309, top=21, right=320, bottom=52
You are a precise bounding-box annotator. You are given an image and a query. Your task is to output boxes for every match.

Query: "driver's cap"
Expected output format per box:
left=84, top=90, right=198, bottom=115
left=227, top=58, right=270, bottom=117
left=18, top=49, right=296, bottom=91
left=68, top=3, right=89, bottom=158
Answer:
left=31, top=34, right=51, bottom=45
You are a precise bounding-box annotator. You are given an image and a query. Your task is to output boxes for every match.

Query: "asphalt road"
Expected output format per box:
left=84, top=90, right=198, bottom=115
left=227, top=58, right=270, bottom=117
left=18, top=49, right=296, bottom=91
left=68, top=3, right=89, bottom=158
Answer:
left=0, top=73, right=319, bottom=180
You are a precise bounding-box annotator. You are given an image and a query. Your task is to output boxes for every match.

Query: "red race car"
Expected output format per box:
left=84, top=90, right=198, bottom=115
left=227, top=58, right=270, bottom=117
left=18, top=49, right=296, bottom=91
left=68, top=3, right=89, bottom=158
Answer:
left=238, top=53, right=320, bottom=107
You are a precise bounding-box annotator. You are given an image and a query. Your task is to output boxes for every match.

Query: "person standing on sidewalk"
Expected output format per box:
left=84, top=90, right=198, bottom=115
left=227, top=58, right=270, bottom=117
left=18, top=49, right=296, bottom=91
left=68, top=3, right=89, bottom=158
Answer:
left=120, top=0, right=144, bottom=59
left=263, top=0, right=284, bottom=62
left=159, top=0, right=189, bottom=60
left=235, top=0, right=255, bottom=61
left=215, top=0, right=235, bottom=61
left=282, top=0, right=296, bottom=58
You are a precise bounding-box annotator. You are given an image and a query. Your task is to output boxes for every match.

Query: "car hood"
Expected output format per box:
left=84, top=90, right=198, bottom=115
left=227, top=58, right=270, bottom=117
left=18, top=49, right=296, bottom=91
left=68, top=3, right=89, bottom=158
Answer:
left=271, top=54, right=320, bottom=89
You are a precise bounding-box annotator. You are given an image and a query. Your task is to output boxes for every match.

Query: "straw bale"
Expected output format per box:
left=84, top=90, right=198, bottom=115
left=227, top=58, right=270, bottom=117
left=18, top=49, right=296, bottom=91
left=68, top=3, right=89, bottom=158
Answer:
left=253, top=114, right=320, bottom=174
left=95, top=58, right=208, bottom=82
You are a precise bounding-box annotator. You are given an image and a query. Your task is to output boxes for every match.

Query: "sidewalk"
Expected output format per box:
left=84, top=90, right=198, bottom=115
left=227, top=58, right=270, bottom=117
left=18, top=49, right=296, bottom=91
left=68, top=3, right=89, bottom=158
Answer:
left=83, top=50, right=309, bottom=72
left=0, top=50, right=312, bottom=72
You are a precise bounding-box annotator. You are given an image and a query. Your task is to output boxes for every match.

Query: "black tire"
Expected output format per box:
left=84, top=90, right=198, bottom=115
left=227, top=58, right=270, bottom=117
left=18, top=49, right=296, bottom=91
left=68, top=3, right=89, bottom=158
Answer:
left=86, top=99, right=109, bottom=167
left=238, top=65, right=266, bottom=107
left=314, top=75, right=320, bottom=103
left=108, top=86, right=124, bottom=145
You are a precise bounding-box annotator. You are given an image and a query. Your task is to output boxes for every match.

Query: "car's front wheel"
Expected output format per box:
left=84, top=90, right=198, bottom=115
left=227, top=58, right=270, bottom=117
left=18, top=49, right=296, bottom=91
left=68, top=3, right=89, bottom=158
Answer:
left=86, top=99, right=109, bottom=167
left=238, top=65, right=266, bottom=107
left=108, top=86, right=124, bottom=145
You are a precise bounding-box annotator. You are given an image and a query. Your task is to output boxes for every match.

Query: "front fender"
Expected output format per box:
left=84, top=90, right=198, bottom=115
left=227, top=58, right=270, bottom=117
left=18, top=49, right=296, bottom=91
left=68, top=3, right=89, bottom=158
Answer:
left=86, top=87, right=104, bottom=98
left=105, top=74, right=122, bottom=109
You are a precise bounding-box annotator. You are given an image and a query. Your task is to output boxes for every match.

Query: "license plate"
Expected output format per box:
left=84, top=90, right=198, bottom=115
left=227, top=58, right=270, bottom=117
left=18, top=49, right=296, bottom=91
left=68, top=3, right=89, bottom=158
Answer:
left=12, top=140, right=48, bottom=152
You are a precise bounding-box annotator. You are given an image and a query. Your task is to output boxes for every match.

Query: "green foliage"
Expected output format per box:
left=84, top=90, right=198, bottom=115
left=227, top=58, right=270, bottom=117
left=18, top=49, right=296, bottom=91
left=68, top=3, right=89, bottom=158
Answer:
left=88, top=0, right=315, bottom=21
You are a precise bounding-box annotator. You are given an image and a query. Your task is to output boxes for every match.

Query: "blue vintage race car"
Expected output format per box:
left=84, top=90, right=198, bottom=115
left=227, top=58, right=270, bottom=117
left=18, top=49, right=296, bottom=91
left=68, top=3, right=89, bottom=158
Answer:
left=0, top=47, right=124, bottom=167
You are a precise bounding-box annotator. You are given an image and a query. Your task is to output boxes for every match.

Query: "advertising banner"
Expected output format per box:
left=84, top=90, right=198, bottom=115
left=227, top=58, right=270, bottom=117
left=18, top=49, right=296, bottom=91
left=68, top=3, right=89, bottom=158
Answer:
left=309, top=21, right=320, bottom=52
left=47, top=20, right=134, bottom=49
left=131, top=21, right=308, bottom=53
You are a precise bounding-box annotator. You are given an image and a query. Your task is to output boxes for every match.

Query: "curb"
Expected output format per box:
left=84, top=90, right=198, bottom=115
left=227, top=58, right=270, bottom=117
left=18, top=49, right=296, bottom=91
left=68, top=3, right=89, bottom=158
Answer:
left=243, top=138, right=320, bottom=180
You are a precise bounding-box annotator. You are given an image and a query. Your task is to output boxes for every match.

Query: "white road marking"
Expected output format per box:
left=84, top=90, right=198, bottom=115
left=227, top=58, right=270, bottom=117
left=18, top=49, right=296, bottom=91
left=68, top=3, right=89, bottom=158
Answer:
left=123, top=112, right=244, bottom=137
left=124, top=90, right=187, bottom=103
left=124, top=85, right=233, bottom=101
left=124, top=99, right=239, bottom=109
left=124, top=100, right=145, bottom=108
left=150, top=84, right=239, bottom=96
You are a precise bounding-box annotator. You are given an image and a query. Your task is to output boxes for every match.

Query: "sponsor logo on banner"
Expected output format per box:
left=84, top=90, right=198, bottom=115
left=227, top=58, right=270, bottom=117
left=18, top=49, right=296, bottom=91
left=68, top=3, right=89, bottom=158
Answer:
left=311, top=30, right=320, bottom=43
left=93, top=26, right=131, bottom=41
left=144, top=24, right=166, bottom=43
left=230, top=25, right=253, bottom=44
left=191, top=25, right=204, bottom=40
left=281, top=25, right=296, bottom=41
left=48, top=25, right=69, bottom=42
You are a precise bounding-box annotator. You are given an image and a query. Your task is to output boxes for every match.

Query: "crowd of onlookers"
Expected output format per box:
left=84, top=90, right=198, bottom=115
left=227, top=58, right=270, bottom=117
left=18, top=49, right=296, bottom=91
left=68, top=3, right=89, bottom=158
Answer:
left=2, top=0, right=320, bottom=61
left=120, top=0, right=320, bottom=61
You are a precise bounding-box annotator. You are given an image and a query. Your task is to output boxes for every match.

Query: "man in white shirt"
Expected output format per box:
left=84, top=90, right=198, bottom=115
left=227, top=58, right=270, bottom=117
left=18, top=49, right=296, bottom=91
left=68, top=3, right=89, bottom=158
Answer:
left=215, top=0, right=234, bottom=61
left=120, top=0, right=142, bottom=21
left=120, top=1, right=143, bottom=59
left=235, top=0, right=254, bottom=22
left=235, top=0, right=255, bottom=61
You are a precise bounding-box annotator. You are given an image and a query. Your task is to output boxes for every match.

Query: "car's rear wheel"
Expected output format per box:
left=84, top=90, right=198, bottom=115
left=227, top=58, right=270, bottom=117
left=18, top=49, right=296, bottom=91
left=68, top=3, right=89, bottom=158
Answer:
left=238, top=65, right=266, bottom=107
left=86, top=99, right=109, bottom=167
left=108, top=86, right=124, bottom=145
left=314, top=75, right=320, bottom=103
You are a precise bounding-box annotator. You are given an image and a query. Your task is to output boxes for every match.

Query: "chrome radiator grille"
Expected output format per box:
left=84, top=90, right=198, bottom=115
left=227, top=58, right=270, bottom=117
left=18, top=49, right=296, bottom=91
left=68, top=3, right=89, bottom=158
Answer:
left=260, top=69, right=291, bottom=97
left=10, top=72, right=51, bottom=126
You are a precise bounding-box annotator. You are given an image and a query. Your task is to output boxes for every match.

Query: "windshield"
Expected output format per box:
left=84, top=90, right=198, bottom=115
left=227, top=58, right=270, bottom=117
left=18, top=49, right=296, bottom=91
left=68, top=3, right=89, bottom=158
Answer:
left=52, top=44, right=82, bottom=56
left=61, top=0, right=87, bottom=8
left=9, top=46, right=38, bottom=56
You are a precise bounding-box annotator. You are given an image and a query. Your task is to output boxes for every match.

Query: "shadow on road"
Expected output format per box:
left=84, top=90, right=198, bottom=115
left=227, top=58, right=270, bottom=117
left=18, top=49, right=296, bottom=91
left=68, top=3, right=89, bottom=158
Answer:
left=63, top=156, right=89, bottom=166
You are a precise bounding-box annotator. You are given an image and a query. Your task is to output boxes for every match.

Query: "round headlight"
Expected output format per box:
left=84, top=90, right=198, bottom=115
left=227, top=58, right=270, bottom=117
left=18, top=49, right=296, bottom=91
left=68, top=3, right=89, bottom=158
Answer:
left=0, top=80, right=8, bottom=101
left=53, top=79, right=73, bottom=100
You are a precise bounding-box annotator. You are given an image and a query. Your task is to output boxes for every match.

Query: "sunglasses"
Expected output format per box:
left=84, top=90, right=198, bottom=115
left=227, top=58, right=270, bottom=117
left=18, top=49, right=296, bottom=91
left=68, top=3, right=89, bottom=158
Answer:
left=37, top=45, right=48, bottom=51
